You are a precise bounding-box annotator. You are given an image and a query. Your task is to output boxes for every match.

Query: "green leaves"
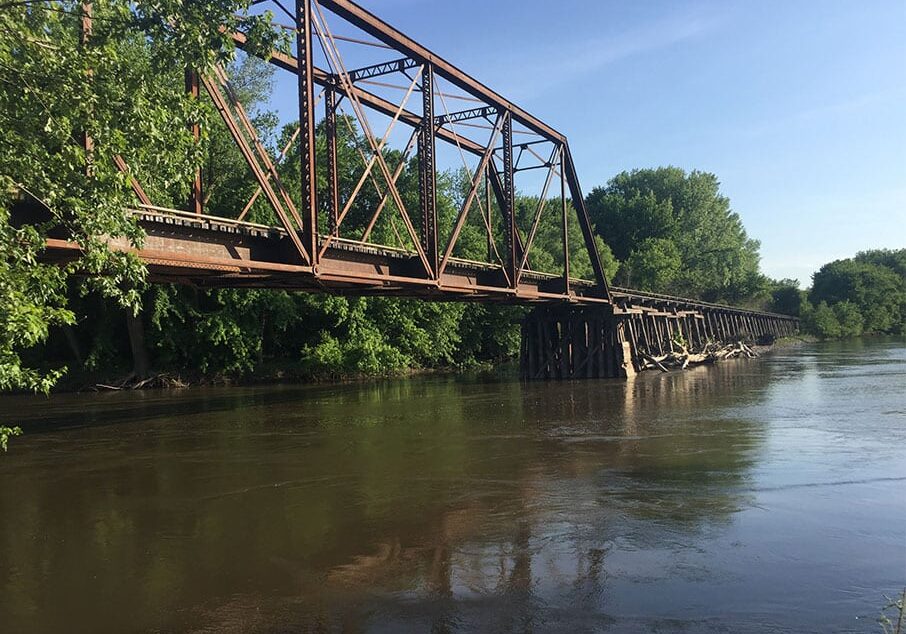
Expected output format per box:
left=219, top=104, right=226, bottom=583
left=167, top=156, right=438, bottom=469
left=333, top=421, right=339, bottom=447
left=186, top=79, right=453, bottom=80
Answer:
left=0, top=191, right=75, bottom=393
left=587, top=167, right=762, bottom=302
left=626, top=237, right=682, bottom=293
left=806, top=249, right=906, bottom=337
left=0, top=426, right=22, bottom=452
left=0, top=1, right=282, bottom=451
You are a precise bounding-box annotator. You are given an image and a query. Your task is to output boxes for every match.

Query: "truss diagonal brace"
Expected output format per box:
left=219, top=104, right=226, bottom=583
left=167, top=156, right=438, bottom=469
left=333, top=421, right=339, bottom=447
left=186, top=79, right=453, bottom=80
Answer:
left=348, top=57, right=420, bottom=82
left=563, top=144, right=611, bottom=300
left=200, top=73, right=310, bottom=265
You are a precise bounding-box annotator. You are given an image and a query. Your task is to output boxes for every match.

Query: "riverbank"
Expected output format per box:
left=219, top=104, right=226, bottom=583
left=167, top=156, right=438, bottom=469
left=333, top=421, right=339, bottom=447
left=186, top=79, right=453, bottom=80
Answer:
left=49, top=336, right=810, bottom=394
left=50, top=358, right=512, bottom=394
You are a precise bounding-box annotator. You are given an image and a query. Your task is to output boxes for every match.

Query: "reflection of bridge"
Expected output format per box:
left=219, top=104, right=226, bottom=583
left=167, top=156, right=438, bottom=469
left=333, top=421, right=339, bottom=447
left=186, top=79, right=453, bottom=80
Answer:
left=42, top=0, right=797, bottom=378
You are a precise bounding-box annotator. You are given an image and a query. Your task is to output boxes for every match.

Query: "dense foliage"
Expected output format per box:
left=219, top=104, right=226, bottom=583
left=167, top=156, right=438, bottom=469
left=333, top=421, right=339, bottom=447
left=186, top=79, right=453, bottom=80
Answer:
left=0, top=0, right=284, bottom=447
left=52, top=285, right=524, bottom=381
left=0, top=0, right=282, bottom=385
left=801, top=250, right=906, bottom=338
left=586, top=168, right=764, bottom=303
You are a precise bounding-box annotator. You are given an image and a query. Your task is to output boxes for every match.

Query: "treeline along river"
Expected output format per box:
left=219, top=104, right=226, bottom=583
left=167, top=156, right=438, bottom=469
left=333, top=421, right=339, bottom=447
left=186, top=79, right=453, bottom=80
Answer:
left=1, top=338, right=904, bottom=632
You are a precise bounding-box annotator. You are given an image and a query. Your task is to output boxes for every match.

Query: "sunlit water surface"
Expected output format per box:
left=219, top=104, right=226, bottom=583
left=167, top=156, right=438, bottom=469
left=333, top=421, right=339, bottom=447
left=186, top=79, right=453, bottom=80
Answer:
left=1, top=338, right=904, bottom=633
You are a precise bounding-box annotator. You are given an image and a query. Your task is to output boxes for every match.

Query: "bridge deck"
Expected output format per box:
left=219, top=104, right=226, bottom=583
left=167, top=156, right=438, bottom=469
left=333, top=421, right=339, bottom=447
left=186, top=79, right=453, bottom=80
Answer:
left=42, top=206, right=797, bottom=324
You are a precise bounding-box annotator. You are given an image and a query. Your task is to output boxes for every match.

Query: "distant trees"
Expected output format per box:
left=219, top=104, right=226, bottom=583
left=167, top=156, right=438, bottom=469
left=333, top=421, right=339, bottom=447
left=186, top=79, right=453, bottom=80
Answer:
left=768, top=279, right=806, bottom=316
left=802, top=250, right=906, bottom=338
left=586, top=167, right=763, bottom=302
left=585, top=167, right=905, bottom=342
left=625, top=237, right=682, bottom=292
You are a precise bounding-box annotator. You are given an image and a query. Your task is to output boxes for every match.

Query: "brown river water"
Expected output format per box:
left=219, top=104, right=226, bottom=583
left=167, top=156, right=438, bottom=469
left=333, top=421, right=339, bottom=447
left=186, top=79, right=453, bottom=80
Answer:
left=1, top=338, right=904, bottom=633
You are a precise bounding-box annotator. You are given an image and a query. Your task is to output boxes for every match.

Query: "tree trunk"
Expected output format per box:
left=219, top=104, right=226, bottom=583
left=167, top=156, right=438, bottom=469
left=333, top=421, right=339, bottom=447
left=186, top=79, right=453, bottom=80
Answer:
left=125, top=310, right=150, bottom=379
left=62, top=324, right=83, bottom=366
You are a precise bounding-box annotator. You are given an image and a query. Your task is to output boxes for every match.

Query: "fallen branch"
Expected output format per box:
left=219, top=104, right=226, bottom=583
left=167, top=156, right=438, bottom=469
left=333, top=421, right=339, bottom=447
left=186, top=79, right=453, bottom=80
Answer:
left=95, top=373, right=188, bottom=391
left=638, top=340, right=765, bottom=373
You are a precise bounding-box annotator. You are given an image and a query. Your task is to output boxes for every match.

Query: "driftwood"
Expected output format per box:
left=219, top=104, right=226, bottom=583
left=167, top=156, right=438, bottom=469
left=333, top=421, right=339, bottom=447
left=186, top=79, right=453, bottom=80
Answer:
left=641, top=353, right=670, bottom=373
left=93, top=373, right=188, bottom=391
left=638, top=341, right=760, bottom=373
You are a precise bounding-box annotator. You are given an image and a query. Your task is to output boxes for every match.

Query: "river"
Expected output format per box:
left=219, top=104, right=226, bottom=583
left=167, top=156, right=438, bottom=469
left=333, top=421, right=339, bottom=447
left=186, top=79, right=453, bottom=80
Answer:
left=1, top=338, right=904, bottom=633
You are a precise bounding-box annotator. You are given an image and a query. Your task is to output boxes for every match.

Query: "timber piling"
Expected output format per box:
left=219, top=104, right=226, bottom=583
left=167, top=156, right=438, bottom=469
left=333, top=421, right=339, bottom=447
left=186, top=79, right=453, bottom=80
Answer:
left=520, top=303, right=799, bottom=380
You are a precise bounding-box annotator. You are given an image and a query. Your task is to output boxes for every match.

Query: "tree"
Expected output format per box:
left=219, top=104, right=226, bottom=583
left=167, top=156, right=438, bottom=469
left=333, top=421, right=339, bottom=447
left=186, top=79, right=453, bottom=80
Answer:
left=624, top=238, right=682, bottom=292
left=0, top=1, right=281, bottom=447
left=586, top=167, right=762, bottom=302
left=769, top=279, right=805, bottom=316
left=0, top=0, right=277, bottom=391
left=810, top=256, right=905, bottom=334
left=855, top=249, right=906, bottom=278
left=807, top=301, right=842, bottom=339
left=833, top=301, right=864, bottom=337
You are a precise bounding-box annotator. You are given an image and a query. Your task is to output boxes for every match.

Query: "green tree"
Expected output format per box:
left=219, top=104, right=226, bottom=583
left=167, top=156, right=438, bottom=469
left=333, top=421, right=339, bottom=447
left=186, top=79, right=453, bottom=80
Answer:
left=810, top=256, right=905, bottom=334
left=0, top=1, right=281, bottom=449
left=833, top=301, right=864, bottom=337
left=624, top=237, right=682, bottom=293
left=586, top=167, right=762, bottom=301
left=807, top=301, right=842, bottom=339
left=455, top=304, right=524, bottom=365
left=769, top=279, right=805, bottom=316
left=855, top=248, right=906, bottom=278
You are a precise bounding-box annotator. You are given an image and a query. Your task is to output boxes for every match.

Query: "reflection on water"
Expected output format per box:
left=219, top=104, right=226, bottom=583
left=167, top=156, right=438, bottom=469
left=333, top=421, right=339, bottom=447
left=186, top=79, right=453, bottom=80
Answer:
left=1, top=339, right=904, bottom=632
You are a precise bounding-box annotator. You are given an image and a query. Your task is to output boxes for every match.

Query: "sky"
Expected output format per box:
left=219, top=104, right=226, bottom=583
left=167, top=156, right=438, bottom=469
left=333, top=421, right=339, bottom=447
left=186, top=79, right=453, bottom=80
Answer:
left=269, top=0, right=906, bottom=285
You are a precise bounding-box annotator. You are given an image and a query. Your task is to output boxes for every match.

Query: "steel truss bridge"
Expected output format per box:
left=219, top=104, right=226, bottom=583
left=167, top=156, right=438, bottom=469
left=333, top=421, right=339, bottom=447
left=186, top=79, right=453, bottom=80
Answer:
left=41, top=0, right=798, bottom=379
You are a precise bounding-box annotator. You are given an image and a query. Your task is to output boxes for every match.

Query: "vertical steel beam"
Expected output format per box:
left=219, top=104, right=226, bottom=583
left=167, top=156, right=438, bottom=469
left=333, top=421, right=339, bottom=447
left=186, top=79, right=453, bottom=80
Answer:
left=296, top=0, right=319, bottom=264
left=418, top=65, right=437, bottom=276
left=186, top=68, right=203, bottom=214
left=501, top=112, right=517, bottom=286
left=485, top=171, right=493, bottom=262
left=325, top=85, right=340, bottom=236
left=560, top=144, right=570, bottom=295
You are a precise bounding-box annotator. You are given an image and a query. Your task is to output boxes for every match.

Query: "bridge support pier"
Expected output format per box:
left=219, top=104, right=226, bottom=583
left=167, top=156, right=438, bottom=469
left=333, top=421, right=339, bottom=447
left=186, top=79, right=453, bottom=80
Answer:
left=520, top=307, right=634, bottom=380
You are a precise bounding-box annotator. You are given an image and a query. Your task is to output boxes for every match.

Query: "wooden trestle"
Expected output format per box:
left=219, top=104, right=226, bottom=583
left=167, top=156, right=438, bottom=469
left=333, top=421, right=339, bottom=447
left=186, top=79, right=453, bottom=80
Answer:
left=520, top=305, right=799, bottom=380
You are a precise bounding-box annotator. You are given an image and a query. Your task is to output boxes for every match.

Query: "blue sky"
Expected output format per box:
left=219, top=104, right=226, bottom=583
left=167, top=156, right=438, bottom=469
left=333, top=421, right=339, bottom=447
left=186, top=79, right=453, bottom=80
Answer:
left=271, top=0, right=906, bottom=285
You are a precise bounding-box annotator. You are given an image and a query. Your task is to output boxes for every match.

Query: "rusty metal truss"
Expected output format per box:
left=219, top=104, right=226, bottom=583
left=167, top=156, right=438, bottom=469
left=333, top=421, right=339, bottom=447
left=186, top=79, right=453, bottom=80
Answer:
left=36, top=0, right=797, bottom=337
left=71, top=0, right=613, bottom=304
